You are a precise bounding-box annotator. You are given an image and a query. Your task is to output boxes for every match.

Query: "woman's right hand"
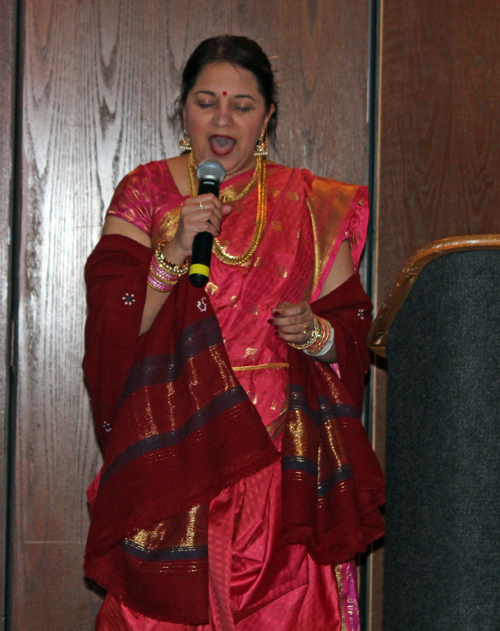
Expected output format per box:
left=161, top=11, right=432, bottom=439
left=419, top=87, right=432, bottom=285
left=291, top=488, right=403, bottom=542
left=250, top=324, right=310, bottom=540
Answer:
left=165, top=194, right=232, bottom=264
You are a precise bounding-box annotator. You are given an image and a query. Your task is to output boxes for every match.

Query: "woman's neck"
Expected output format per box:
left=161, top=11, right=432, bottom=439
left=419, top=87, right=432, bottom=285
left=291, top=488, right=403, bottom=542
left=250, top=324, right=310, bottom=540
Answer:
left=167, top=154, right=191, bottom=197
left=168, top=153, right=273, bottom=198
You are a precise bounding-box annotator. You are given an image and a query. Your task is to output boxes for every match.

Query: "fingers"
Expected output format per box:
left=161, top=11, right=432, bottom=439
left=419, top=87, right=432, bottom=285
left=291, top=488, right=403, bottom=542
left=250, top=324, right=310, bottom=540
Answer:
left=273, top=301, right=307, bottom=318
left=269, top=301, right=316, bottom=342
left=173, top=194, right=232, bottom=254
left=183, top=193, right=226, bottom=231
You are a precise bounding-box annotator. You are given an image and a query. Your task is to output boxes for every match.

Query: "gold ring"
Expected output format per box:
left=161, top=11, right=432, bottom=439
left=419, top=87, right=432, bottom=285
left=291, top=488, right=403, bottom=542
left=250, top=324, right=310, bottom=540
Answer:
left=302, top=323, right=308, bottom=335
left=199, top=202, right=203, bottom=211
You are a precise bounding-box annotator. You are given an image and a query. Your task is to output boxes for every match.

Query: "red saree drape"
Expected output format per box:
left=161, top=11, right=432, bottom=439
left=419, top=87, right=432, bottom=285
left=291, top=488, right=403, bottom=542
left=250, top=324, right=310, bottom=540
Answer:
left=84, top=161, right=385, bottom=628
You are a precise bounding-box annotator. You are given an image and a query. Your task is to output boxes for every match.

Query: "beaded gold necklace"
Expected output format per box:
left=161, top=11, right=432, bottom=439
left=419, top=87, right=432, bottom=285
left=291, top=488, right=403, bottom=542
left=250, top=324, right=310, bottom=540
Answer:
left=187, top=152, right=267, bottom=266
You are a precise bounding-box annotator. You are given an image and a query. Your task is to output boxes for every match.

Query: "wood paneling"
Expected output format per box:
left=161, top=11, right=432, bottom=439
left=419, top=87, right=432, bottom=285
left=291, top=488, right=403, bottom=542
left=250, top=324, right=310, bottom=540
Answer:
left=376, top=0, right=500, bottom=305
left=0, top=0, right=18, bottom=624
left=15, top=1, right=371, bottom=628
left=372, top=1, right=500, bottom=628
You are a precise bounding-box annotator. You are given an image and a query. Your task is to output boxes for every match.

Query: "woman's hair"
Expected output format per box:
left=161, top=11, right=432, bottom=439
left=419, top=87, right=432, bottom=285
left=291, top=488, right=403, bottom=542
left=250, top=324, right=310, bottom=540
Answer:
left=179, top=35, right=279, bottom=140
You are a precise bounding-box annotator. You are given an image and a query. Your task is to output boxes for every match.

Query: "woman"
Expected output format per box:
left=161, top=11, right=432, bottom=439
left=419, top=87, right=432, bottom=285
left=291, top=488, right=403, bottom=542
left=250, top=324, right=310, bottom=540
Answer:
left=83, top=35, right=385, bottom=631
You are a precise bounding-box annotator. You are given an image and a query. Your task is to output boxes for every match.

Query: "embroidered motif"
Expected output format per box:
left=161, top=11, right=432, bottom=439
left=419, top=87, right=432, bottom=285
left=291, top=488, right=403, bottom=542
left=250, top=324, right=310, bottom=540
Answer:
left=244, top=347, right=258, bottom=360
left=122, top=293, right=135, bottom=306
left=197, top=297, right=207, bottom=312
left=358, top=308, right=367, bottom=319
left=103, top=422, right=112, bottom=433
left=205, top=281, right=218, bottom=295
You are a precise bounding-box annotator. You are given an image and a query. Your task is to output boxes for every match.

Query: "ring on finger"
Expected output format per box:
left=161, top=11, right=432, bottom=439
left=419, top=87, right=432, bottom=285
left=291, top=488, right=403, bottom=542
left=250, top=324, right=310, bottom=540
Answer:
left=302, top=323, right=308, bottom=335
left=199, top=201, right=204, bottom=211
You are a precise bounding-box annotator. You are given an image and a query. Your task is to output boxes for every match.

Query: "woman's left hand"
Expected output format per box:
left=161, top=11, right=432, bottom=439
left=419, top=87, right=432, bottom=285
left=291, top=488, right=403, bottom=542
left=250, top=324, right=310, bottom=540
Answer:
left=270, top=301, right=316, bottom=345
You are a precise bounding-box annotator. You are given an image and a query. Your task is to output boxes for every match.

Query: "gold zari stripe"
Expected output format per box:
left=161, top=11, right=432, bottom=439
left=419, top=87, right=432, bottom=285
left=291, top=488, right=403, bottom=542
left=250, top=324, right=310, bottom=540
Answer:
left=335, top=566, right=349, bottom=631
left=232, top=362, right=289, bottom=372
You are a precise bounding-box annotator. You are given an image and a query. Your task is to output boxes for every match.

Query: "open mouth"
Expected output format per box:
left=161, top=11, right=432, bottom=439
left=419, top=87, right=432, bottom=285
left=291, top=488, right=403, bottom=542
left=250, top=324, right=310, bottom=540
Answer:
left=209, top=135, right=236, bottom=155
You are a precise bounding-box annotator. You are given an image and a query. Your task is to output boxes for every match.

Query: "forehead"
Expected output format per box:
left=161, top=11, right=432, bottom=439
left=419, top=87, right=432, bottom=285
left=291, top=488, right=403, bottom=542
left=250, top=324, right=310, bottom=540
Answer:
left=191, top=62, right=262, bottom=97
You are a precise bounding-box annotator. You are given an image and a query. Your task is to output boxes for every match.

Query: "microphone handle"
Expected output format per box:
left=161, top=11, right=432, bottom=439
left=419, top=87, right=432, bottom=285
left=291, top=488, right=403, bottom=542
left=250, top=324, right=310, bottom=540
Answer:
left=189, top=179, right=221, bottom=288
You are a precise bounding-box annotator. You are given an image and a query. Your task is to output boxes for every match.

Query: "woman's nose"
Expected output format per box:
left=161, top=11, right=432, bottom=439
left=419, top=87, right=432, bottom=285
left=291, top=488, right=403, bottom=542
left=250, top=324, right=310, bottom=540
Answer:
left=212, top=103, right=233, bottom=127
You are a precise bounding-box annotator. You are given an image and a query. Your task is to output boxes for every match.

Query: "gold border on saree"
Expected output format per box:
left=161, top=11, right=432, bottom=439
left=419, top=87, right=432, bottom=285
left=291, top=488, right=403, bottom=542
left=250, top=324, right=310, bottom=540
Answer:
left=232, top=362, right=289, bottom=372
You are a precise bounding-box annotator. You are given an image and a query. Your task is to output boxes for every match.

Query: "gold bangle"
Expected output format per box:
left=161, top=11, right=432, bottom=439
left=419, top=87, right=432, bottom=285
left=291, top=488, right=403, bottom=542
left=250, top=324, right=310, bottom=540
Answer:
left=306, top=317, right=332, bottom=354
left=288, top=317, right=321, bottom=350
left=155, top=240, right=189, bottom=276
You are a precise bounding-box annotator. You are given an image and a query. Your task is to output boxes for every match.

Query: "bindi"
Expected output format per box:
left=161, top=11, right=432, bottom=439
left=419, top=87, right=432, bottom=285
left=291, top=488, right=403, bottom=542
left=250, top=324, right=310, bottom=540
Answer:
left=222, top=91, right=227, bottom=96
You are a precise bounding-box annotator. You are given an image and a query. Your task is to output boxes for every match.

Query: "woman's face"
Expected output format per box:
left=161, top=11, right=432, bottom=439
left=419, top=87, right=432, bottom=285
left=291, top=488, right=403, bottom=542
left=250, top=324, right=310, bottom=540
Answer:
left=183, top=62, right=274, bottom=179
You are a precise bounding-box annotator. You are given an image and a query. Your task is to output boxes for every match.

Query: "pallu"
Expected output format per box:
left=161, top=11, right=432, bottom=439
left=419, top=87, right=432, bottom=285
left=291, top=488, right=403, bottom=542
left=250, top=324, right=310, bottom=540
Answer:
left=84, top=161, right=385, bottom=630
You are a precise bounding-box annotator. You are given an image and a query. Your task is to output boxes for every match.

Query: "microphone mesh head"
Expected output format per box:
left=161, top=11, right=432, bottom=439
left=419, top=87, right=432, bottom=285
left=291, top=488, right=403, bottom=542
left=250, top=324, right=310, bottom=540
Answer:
left=197, top=159, right=226, bottom=184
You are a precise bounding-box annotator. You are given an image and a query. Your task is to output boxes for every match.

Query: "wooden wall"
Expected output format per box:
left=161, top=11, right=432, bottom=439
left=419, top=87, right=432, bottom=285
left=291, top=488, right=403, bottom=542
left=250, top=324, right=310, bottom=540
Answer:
left=375, top=0, right=500, bottom=304
left=0, top=0, right=18, bottom=625
left=3, top=1, right=372, bottom=629
left=370, top=0, right=500, bottom=628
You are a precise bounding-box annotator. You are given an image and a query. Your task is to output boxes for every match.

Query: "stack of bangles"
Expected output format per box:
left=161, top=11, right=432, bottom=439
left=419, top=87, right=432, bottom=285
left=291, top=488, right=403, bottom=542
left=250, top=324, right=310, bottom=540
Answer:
left=147, top=239, right=189, bottom=292
left=288, top=316, right=334, bottom=357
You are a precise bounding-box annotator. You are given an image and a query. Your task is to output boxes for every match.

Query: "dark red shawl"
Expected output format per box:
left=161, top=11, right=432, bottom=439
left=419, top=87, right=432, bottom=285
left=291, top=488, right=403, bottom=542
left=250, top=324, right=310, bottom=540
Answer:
left=282, top=274, right=385, bottom=564
left=83, top=234, right=384, bottom=623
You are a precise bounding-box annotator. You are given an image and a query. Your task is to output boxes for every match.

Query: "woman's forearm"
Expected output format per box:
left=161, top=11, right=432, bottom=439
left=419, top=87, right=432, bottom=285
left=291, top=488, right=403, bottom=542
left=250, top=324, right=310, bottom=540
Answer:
left=313, top=344, right=337, bottom=364
left=139, top=286, right=171, bottom=335
left=139, top=239, right=190, bottom=335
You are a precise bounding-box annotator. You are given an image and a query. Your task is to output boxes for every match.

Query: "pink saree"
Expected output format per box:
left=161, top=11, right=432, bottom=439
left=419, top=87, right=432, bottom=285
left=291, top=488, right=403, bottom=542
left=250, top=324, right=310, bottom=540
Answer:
left=95, top=159, right=370, bottom=631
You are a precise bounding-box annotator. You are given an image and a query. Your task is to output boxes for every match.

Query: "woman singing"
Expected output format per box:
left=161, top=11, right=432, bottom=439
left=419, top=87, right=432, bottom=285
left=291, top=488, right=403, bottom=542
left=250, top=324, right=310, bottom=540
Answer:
left=83, top=35, right=385, bottom=631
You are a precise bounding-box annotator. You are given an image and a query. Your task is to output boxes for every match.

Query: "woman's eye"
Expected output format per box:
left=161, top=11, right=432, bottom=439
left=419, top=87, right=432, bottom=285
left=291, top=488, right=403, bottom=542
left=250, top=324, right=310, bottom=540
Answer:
left=198, top=102, right=214, bottom=109
left=234, top=105, right=252, bottom=112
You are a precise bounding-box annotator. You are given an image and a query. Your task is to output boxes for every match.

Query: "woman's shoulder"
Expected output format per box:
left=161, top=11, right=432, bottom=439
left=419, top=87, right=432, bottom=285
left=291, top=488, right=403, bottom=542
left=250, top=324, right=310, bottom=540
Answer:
left=117, top=157, right=187, bottom=199
left=106, top=159, right=181, bottom=235
left=267, top=162, right=366, bottom=208
left=297, top=169, right=368, bottom=221
left=298, top=167, right=367, bottom=197
left=268, top=162, right=365, bottom=192
left=128, top=158, right=177, bottom=187
left=110, top=159, right=176, bottom=201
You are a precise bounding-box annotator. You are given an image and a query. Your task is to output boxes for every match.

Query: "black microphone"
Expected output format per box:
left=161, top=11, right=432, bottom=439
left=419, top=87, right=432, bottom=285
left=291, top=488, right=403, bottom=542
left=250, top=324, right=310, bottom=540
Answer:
left=189, top=159, right=226, bottom=288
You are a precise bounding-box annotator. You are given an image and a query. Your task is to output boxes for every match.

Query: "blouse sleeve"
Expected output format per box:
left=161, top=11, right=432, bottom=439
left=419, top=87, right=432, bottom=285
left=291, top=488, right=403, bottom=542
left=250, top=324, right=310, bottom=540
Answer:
left=302, top=169, right=369, bottom=302
left=106, top=165, right=154, bottom=236
left=345, top=185, right=369, bottom=273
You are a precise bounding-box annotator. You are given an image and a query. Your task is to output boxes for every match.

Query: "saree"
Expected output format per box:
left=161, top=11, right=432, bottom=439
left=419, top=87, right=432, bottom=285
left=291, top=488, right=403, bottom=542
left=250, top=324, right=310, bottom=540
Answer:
left=84, top=161, right=385, bottom=630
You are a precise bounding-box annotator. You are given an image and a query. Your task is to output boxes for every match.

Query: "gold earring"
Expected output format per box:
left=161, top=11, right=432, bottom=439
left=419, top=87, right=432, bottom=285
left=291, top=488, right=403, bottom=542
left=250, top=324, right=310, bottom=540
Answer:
left=178, top=129, right=192, bottom=152
left=253, top=131, right=268, bottom=157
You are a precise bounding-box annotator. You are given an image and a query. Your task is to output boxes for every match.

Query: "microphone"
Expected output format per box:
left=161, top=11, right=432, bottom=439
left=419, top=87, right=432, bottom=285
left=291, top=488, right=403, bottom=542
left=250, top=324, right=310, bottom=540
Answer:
left=189, top=159, right=226, bottom=288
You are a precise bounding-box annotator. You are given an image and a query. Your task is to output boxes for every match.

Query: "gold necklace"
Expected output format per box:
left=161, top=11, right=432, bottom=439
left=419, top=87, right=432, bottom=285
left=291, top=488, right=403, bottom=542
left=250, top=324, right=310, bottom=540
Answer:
left=187, top=152, right=267, bottom=266
left=188, top=152, right=261, bottom=203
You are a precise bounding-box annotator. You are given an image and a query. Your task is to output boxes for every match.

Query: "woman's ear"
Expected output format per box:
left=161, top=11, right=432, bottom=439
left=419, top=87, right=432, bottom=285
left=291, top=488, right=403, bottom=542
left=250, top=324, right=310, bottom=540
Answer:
left=263, top=103, right=276, bottom=131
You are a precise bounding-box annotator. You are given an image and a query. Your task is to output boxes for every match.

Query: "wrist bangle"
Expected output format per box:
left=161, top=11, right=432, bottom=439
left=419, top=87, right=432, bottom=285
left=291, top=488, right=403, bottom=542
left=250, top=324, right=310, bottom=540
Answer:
left=288, top=317, right=321, bottom=350
left=155, top=240, right=189, bottom=276
left=147, top=241, right=189, bottom=293
left=147, top=273, right=177, bottom=293
left=304, top=317, right=330, bottom=354
left=304, top=320, right=334, bottom=357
